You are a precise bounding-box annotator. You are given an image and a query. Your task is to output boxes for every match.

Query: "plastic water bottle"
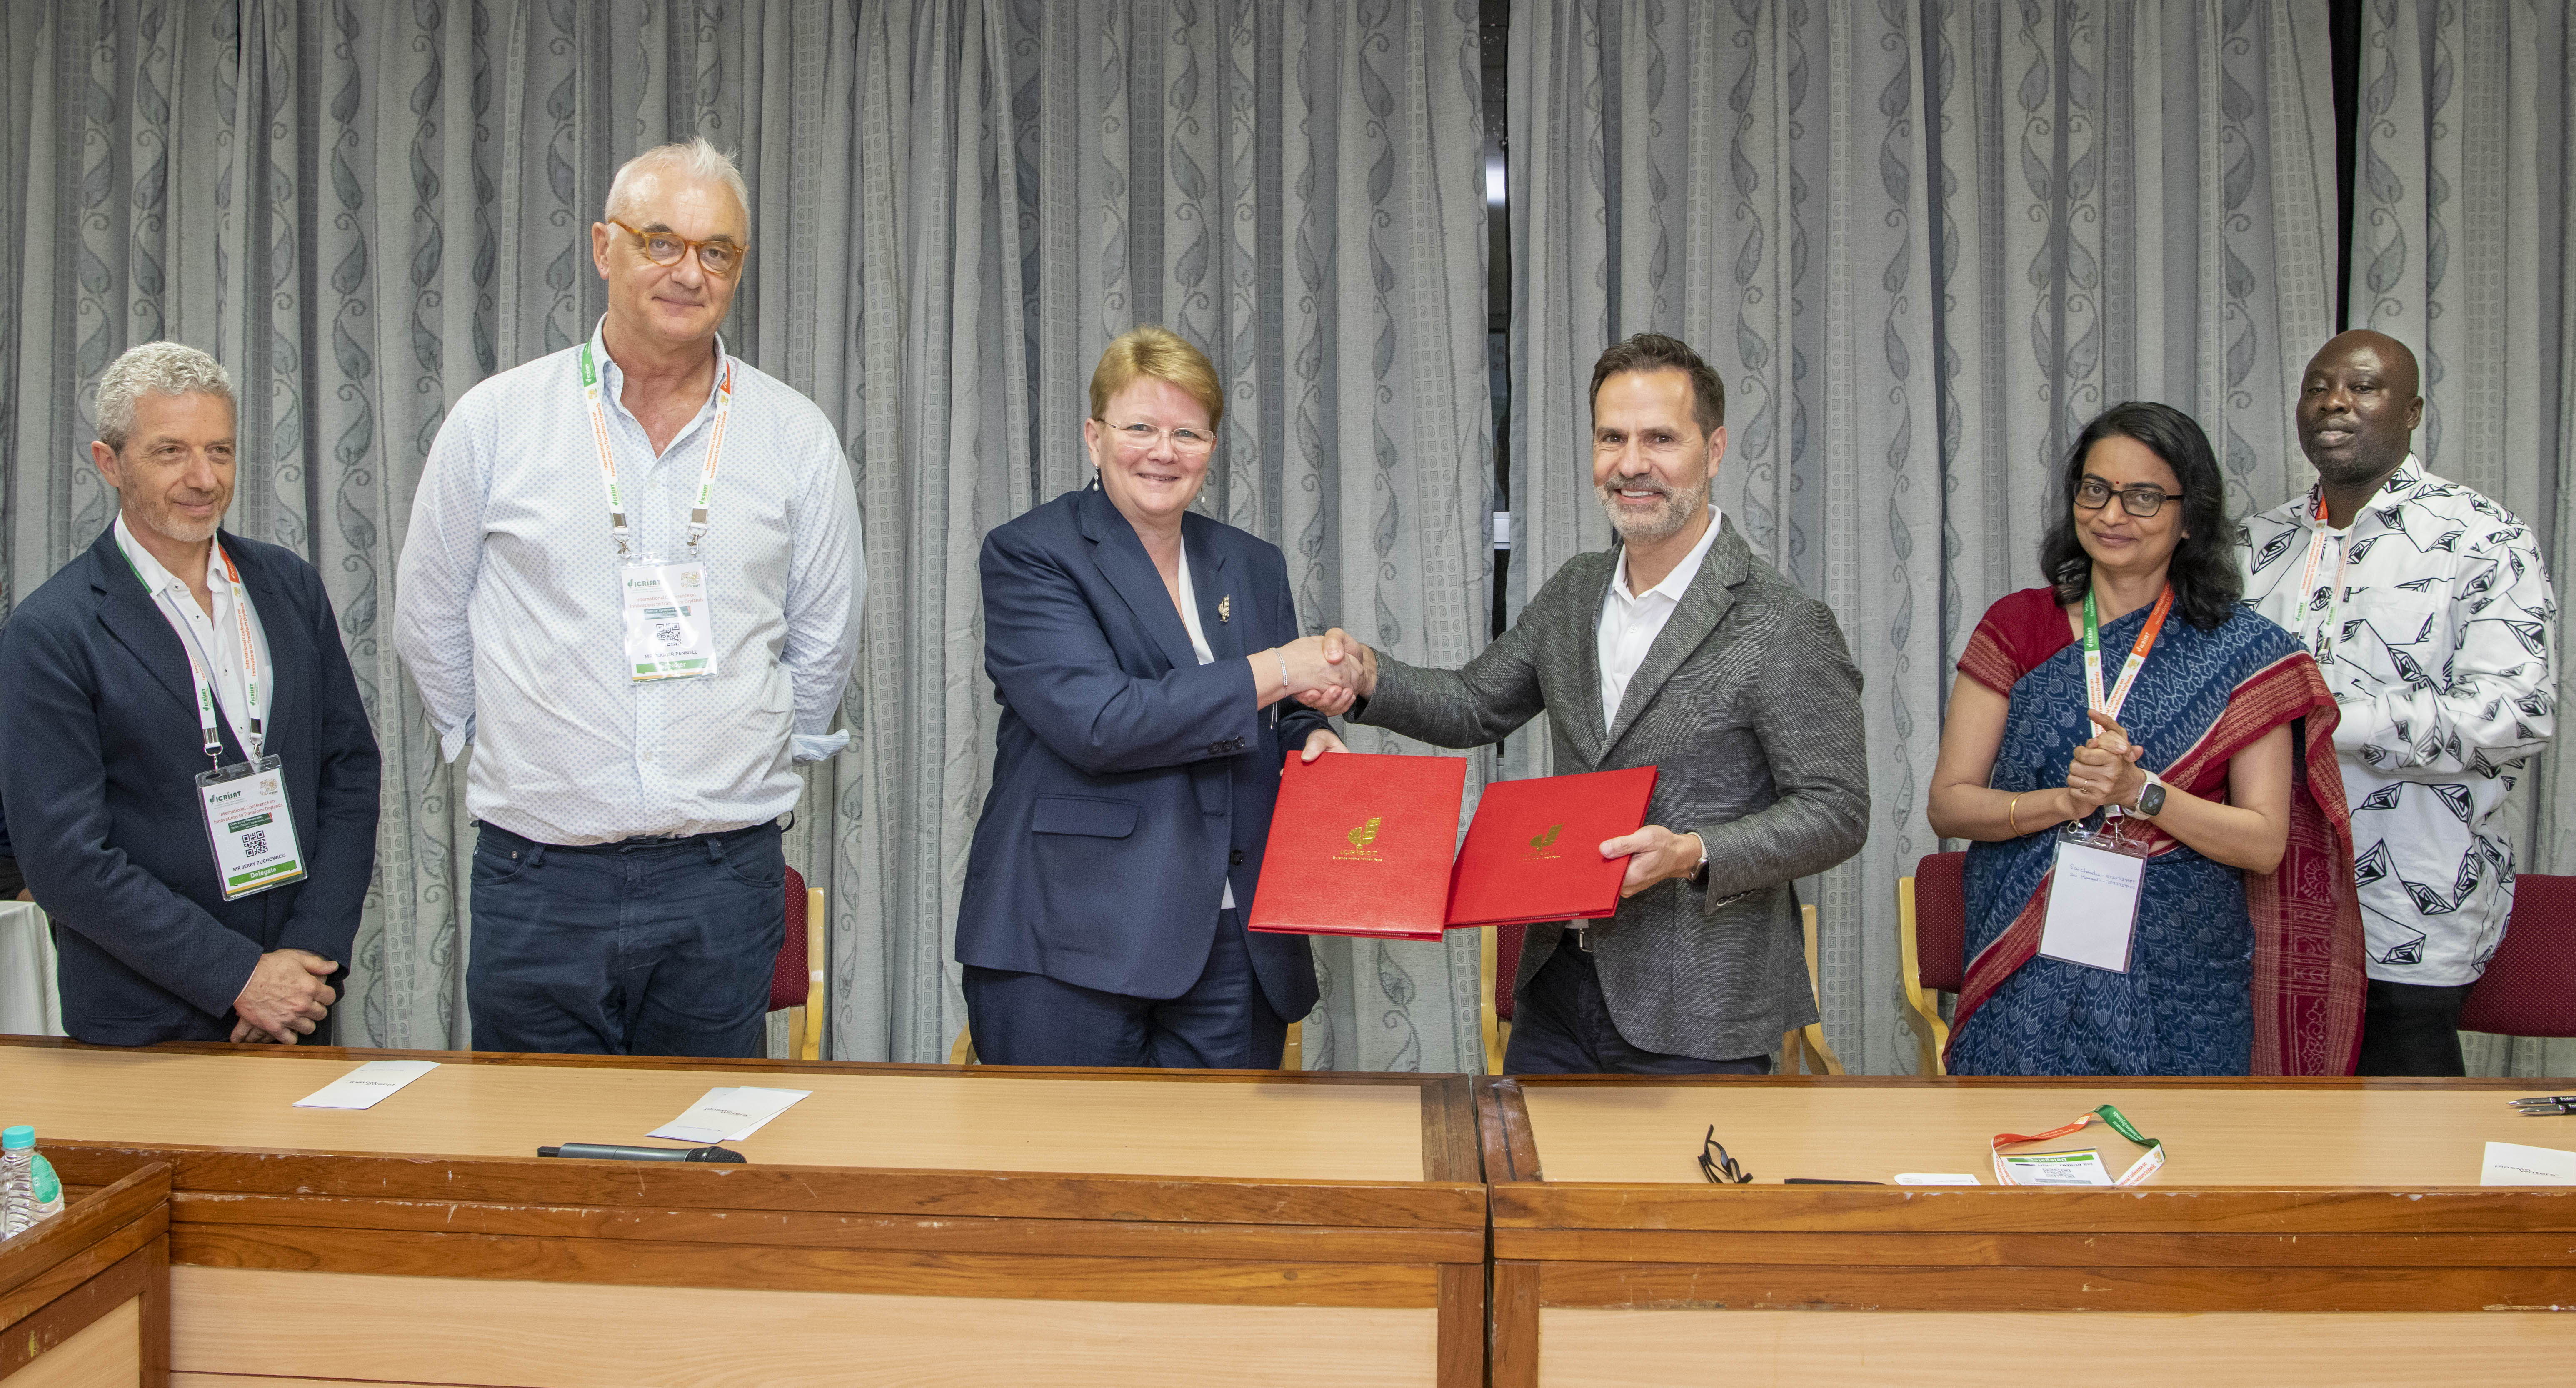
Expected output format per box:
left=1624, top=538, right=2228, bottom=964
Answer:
left=0, top=1126, right=59, bottom=1238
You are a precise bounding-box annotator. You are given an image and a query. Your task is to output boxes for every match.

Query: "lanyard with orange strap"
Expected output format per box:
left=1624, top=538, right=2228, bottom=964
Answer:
left=1991, top=1104, right=2167, bottom=1186
left=2293, top=491, right=2351, bottom=662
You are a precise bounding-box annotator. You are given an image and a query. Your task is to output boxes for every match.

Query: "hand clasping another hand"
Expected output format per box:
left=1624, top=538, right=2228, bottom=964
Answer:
left=2063, top=709, right=2146, bottom=816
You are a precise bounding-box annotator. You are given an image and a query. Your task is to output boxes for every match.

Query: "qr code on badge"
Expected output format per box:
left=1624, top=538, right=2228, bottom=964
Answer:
left=653, top=621, right=685, bottom=648
left=241, top=829, right=269, bottom=857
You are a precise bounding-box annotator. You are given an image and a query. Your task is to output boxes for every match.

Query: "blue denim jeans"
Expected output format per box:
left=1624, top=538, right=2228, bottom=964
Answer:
left=466, top=821, right=786, bottom=1058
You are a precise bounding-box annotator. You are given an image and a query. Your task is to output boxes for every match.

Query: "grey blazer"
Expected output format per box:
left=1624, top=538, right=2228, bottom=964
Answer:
left=1354, top=517, right=1868, bottom=1061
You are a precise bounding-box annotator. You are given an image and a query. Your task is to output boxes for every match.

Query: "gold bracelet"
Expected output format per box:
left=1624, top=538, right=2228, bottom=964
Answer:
left=2008, top=792, right=2024, bottom=837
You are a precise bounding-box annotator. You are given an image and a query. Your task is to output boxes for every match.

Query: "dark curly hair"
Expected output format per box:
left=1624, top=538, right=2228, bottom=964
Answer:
left=2039, top=401, right=2241, bottom=631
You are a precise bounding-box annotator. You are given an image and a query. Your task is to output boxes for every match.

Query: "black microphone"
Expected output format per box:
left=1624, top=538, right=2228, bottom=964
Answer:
left=536, top=1142, right=747, bottom=1163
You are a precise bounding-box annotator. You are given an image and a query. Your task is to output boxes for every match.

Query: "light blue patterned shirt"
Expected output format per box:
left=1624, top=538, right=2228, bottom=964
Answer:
left=394, top=322, right=863, bottom=845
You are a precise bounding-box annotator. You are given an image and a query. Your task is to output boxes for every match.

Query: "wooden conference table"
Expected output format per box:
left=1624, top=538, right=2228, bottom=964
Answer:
left=1482, top=1074, right=2576, bottom=1387
left=0, top=1038, right=1485, bottom=1388
left=0, top=1162, right=169, bottom=1386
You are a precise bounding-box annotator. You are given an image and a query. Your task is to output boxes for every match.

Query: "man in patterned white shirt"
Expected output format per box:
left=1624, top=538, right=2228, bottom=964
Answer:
left=2241, top=330, right=2556, bottom=1076
left=394, top=139, right=863, bottom=1058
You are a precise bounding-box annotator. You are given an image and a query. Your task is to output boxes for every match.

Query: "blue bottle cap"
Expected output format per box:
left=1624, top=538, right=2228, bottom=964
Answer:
left=0, top=1127, right=29, bottom=1150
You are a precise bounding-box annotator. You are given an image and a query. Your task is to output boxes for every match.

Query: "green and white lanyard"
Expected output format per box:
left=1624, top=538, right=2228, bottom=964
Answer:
left=116, top=531, right=264, bottom=768
left=578, top=340, right=736, bottom=557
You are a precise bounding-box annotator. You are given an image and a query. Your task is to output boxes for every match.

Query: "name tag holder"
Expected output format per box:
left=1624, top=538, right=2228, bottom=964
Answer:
left=622, top=557, right=716, bottom=681
left=2038, top=817, right=2146, bottom=974
left=197, top=755, right=307, bottom=900
left=1993, top=1104, right=2167, bottom=1187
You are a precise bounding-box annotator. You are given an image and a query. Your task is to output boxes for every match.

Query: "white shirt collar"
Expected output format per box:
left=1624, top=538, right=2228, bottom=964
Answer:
left=1611, top=506, right=1724, bottom=604
left=112, top=513, right=214, bottom=599
left=589, top=317, right=730, bottom=423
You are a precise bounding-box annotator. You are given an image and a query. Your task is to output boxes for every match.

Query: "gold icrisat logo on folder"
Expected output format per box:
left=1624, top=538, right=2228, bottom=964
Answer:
left=1334, top=816, right=1384, bottom=861
left=1528, top=823, right=1562, bottom=860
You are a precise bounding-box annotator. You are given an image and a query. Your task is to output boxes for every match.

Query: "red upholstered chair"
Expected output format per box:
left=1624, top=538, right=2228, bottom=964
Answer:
left=2459, top=874, right=2576, bottom=1037
left=769, top=866, right=827, bottom=1060
left=1900, top=851, right=1967, bottom=1076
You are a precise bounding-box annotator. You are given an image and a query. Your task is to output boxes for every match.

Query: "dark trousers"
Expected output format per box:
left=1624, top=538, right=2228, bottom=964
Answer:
left=1505, top=941, right=1772, bottom=1076
left=961, top=910, right=1287, bottom=1068
left=2355, top=978, right=2474, bottom=1077
left=466, top=821, right=786, bottom=1058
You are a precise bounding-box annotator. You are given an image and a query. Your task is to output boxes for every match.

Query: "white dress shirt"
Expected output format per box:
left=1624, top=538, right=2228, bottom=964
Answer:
left=2240, top=455, right=2557, bottom=986
left=394, top=322, right=865, bottom=845
left=114, top=515, right=274, bottom=758
left=1173, top=546, right=1237, bottom=910
left=1597, top=509, right=1724, bottom=736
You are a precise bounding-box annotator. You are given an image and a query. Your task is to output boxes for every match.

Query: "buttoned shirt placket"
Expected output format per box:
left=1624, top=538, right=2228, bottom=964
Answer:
left=590, top=353, right=723, bottom=816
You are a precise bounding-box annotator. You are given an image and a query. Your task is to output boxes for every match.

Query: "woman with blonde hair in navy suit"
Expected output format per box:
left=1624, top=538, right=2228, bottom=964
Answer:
left=956, top=326, right=1359, bottom=1068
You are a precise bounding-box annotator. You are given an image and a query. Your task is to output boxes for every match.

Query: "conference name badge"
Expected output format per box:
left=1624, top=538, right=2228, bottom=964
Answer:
left=196, top=756, right=308, bottom=900
left=622, top=559, right=716, bottom=681
left=2038, top=821, right=2146, bottom=974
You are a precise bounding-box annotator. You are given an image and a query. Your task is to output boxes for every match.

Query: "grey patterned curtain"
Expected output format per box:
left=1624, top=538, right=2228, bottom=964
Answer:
left=2349, top=0, right=2576, bottom=1077
left=0, top=0, right=1491, bottom=1071
left=1509, top=0, right=2339, bottom=1073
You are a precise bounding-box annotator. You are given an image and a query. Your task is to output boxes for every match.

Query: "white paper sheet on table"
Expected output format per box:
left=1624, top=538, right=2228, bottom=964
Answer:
left=293, top=1059, right=440, bottom=1109
left=2479, top=1141, right=2576, bottom=1186
left=648, top=1086, right=812, bottom=1144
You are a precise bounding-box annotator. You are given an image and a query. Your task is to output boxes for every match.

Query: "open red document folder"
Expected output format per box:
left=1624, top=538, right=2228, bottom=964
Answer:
left=1246, top=753, right=1659, bottom=941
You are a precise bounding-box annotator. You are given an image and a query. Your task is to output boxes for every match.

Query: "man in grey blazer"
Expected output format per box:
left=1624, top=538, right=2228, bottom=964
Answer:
left=1317, top=334, right=1867, bottom=1072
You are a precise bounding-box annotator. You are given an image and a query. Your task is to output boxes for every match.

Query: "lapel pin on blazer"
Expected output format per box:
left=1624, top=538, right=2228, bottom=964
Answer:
left=1218, top=594, right=1231, bottom=623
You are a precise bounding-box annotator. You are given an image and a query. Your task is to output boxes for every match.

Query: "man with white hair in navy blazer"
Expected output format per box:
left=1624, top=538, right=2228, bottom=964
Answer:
left=0, top=341, right=381, bottom=1046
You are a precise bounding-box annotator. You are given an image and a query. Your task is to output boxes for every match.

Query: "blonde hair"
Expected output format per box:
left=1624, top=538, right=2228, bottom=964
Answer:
left=1089, top=326, right=1223, bottom=432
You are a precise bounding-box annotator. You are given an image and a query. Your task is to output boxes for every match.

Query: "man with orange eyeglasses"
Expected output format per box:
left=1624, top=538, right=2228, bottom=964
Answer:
left=395, top=138, right=862, bottom=1058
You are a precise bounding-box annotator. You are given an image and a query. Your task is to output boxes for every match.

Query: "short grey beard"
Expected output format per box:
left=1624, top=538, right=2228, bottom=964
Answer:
left=133, top=501, right=221, bottom=546
left=1597, top=480, right=1702, bottom=545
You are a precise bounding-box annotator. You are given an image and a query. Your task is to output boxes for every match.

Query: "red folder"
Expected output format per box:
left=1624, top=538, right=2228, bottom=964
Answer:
left=1443, top=766, right=1660, bottom=928
left=1247, top=755, right=1659, bottom=940
left=1246, top=752, right=1466, bottom=941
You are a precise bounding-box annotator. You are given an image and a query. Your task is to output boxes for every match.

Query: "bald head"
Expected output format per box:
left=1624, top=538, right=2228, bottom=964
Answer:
left=2297, top=329, right=2424, bottom=497
left=2307, top=330, right=2420, bottom=400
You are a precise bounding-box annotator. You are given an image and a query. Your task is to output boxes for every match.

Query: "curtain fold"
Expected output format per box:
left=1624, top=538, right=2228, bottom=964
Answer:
left=1509, top=0, right=2337, bottom=1073
left=0, top=0, right=1488, bottom=1071
left=2349, top=0, right=2576, bottom=1077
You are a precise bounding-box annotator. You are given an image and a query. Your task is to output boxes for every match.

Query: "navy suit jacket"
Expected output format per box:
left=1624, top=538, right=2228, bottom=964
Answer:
left=958, top=486, right=1324, bottom=1018
left=0, top=527, right=382, bottom=1045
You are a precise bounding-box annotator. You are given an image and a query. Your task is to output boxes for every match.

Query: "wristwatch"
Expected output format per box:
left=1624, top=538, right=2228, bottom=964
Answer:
left=2132, top=771, right=2167, bottom=819
left=1687, top=834, right=1712, bottom=889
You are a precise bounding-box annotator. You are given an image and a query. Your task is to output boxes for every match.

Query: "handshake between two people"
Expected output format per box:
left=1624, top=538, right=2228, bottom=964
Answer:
left=1268, top=628, right=1379, bottom=721
left=1260, top=629, right=1703, bottom=899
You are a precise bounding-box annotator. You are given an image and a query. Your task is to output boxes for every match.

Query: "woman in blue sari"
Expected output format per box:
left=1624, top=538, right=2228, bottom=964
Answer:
left=1927, top=403, right=2362, bottom=1076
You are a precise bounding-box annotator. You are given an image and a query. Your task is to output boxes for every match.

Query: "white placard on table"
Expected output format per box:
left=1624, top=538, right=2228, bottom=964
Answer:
left=2480, top=1141, right=2576, bottom=1186
left=293, top=1059, right=440, bottom=1110
left=1894, top=1173, right=1982, bottom=1186
left=648, top=1086, right=812, bottom=1145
